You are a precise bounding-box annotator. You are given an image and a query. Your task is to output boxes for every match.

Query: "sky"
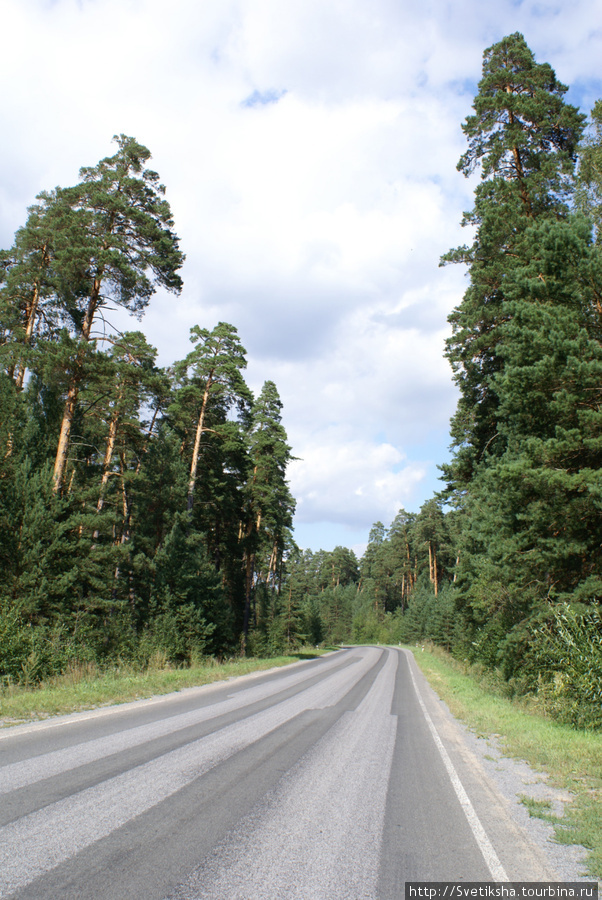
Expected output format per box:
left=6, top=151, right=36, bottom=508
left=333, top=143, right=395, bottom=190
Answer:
left=2, top=0, right=602, bottom=555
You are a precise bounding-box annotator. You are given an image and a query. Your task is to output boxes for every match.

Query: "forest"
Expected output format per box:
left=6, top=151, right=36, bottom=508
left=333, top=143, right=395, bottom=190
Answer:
left=0, top=136, right=296, bottom=676
left=1, top=34, right=601, bottom=729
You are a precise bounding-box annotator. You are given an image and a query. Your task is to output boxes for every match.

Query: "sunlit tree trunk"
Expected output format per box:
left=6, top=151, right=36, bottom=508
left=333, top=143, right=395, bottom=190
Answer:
left=53, top=288, right=99, bottom=492
left=187, top=382, right=212, bottom=511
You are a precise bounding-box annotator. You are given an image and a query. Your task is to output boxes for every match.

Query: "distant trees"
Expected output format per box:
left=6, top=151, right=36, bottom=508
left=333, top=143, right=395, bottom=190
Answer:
left=281, top=501, right=456, bottom=648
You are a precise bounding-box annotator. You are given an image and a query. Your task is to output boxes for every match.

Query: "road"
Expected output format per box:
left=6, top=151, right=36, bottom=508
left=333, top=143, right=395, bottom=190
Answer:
left=0, top=646, right=557, bottom=899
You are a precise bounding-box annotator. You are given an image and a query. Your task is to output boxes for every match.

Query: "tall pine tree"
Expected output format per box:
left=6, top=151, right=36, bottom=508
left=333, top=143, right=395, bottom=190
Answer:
left=443, top=33, right=585, bottom=488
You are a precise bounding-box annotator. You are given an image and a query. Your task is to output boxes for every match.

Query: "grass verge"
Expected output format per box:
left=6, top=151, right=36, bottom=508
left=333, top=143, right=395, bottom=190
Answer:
left=0, top=650, right=326, bottom=726
left=411, top=644, right=602, bottom=880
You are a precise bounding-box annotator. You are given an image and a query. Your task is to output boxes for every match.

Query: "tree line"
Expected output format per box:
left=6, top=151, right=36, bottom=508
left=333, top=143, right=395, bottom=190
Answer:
left=287, top=34, right=602, bottom=729
left=2, top=36, right=601, bottom=731
left=0, top=136, right=296, bottom=680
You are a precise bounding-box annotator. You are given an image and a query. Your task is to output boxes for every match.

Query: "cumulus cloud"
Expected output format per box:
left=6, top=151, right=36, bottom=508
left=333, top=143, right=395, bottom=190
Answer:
left=290, top=438, right=425, bottom=528
left=2, top=0, right=601, bottom=550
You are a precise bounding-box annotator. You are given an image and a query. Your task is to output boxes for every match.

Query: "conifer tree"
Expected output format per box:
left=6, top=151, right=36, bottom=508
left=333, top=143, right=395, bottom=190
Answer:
left=443, top=34, right=602, bottom=677
left=385, top=510, right=419, bottom=609
left=465, top=217, right=602, bottom=608
left=242, top=380, right=296, bottom=638
left=25, top=135, right=185, bottom=491
left=443, top=33, right=585, bottom=487
left=170, top=322, right=252, bottom=513
left=86, top=331, right=160, bottom=540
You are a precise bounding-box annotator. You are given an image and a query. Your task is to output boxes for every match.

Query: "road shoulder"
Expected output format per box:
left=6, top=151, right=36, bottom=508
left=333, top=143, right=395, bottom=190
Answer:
left=401, top=647, right=590, bottom=883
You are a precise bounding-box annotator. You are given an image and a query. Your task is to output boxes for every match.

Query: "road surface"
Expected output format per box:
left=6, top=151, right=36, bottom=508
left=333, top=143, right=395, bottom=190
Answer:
left=0, top=646, right=557, bottom=899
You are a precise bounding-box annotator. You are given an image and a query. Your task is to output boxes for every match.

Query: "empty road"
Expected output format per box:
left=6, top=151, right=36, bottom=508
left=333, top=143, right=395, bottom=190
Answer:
left=0, top=646, right=556, bottom=899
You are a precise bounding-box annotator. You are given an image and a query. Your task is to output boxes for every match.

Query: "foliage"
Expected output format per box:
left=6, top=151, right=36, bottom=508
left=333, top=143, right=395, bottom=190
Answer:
left=528, top=604, right=602, bottom=729
left=0, top=138, right=297, bottom=683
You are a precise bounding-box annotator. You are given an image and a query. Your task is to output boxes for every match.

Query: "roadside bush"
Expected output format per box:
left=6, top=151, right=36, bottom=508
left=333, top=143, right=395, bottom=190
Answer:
left=137, top=603, right=216, bottom=667
left=529, top=603, right=602, bottom=730
left=0, top=598, right=33, bottom=682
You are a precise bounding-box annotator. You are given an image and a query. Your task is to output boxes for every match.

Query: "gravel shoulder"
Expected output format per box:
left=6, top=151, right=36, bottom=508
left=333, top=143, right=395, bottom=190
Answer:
left=460, top=725, right=590, bottom=882
left=408, top=648, right=593, bottom=883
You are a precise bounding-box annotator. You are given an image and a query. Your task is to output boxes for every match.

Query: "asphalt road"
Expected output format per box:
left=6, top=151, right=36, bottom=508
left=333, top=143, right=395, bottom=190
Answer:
left=0, top=646, right=557, bottom=899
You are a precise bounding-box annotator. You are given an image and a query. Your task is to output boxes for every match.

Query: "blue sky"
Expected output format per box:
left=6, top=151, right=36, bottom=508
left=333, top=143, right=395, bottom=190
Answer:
left=2, top=0, right=602, bottom=554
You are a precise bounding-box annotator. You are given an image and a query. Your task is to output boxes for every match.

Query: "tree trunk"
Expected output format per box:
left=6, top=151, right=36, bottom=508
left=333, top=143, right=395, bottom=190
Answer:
left=268, top=540, right=278, bottom=590
left=13, top=243, right=50, bottom=389
left=506, top=93, right=533, bottom=217
left=135, top=401, right=162, bottom=476
left=94, top=409, right=120, bottom=528
left=187, top=382, right=212, bottom=511
left=53, top=381, right=80, bottom=492
left=14, top=281, right=41, bottom=390
left=53, top=287, right=99, bottom=492
left=242, top=550, right=255, bottom=640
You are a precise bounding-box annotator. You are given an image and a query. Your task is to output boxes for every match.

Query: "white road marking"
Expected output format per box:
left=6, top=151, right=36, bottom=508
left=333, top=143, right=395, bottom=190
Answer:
left=406, top=653, right=509, bottom=882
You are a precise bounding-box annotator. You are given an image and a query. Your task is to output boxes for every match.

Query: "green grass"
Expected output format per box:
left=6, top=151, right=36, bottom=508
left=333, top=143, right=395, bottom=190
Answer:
left=518, top=795, right=562, bottom=825
left=411, top=644, right=602, bottom=879
left=0, top=650, right=326, bottom=726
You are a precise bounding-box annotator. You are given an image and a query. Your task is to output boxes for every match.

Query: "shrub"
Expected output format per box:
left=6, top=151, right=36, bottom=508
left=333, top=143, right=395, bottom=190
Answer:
left=530, top=603, right=602, bottom=729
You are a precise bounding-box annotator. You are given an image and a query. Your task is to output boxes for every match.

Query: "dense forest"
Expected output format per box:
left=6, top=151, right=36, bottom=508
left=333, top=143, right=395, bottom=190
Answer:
left=1, top=34, right=601, bottom=728
left=0, top=136, right=296, bottom=676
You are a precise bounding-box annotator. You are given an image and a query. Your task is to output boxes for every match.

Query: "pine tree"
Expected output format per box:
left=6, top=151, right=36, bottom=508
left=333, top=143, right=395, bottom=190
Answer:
left=170, top=322, right=252, bottom=513
left=443, top=33, right=585, bottom=488
left=16, top=135, right=185, bottom=491
left=442, top=34, right=602, bottom=678
left=242, top=380, right=296, bottom=639
left=84, top=331, right=159, bottom=539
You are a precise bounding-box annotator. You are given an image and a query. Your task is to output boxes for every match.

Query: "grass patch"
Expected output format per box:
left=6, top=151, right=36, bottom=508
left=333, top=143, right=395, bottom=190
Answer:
left=518, top=795, right=562, bottom=824
left=0, top=648, right=327, bottom=726
left=411, top=644, right=602, bottom=879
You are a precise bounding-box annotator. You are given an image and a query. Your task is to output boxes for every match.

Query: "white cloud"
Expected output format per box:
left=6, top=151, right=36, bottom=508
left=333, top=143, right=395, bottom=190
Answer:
left=289, top=437, right=425, bottom=528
